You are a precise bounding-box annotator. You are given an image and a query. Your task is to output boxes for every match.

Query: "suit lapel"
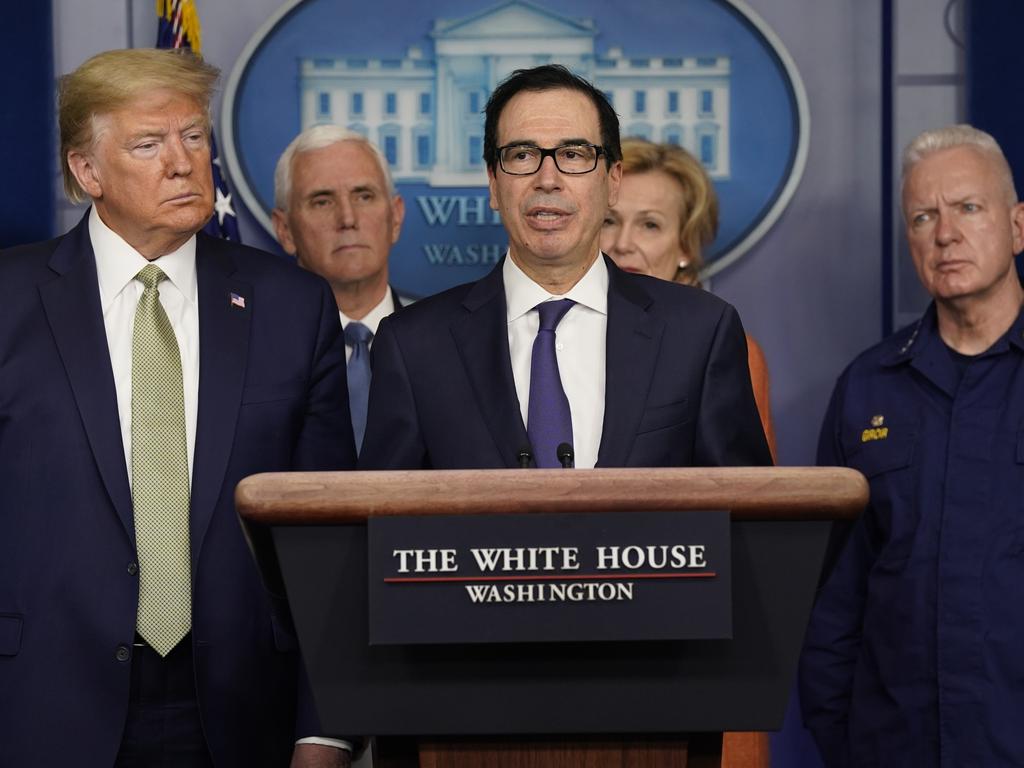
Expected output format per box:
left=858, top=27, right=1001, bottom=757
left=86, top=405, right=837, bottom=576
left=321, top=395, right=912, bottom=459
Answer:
left=596, top=259, right=665, bottom=467
left=190, top=236, right=251, bottom=560
left=449, top=263, right=530, bottom=467
left=39, top=214, right=135, bottom=537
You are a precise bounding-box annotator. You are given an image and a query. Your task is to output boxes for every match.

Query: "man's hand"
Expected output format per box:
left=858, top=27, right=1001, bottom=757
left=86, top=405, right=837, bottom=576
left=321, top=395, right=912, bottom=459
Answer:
left=290, top=743, right=351, bottom=768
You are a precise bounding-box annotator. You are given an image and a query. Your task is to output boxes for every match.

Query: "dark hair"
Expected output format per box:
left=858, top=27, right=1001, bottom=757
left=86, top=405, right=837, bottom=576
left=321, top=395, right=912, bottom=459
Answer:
left=483, top=64, right=621, bottom=172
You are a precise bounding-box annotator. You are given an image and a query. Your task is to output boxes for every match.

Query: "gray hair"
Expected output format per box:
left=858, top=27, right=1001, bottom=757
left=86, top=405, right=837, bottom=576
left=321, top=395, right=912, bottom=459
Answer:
left=901, top=123, right=1018, bottom=206
left=273, top=124, right=394, bottom=210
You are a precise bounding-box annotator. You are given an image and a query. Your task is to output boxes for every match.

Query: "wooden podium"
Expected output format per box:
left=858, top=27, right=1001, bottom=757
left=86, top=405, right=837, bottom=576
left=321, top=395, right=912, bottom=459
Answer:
left=237, top=467, right=866, bottom=768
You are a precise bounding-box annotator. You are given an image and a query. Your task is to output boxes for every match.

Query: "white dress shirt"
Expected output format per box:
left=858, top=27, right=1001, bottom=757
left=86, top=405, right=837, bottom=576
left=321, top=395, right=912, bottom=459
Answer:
left=93, top=209, right=353, bottom=756
left=504, top=253, right=608, bottom=469
left=90, top=207, right=200, bottom=486
left=339, top=287, right=395, bottom=361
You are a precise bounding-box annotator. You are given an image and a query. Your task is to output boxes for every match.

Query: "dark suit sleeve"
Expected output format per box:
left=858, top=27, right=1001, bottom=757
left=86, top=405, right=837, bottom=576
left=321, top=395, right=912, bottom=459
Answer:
left=289, top=279, right=355, bottom=743
left=798, top=375, right=869, bottom=768
left=694, top=304, right=773, bottom=467
left=358, top=315, right=429, bottom=469
left=292, top=279, right=356, bottom=472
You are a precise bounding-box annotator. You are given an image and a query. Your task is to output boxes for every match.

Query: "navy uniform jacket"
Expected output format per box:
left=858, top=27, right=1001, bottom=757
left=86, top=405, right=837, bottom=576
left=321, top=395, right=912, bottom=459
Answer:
left=0, top=214, right=356, bottom=767
left=800, top=304, right=1024, bottom=768
left=359, top=256, right=771, bottom=470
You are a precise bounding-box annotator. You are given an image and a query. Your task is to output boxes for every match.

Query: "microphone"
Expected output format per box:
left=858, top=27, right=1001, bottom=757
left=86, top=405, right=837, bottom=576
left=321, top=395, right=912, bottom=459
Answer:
left=556, top=443, right=575, bottom=469
left=516, top=447, right=534, bottom=469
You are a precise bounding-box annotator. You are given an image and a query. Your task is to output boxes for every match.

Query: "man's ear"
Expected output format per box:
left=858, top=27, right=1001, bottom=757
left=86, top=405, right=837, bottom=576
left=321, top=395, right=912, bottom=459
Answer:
left=67, top=150, right=103, bottom=200
left=1011, top=202, right=1024, bottom=256
left=271, top=208, right=297, bottom=255
left=390, top=194, right=406, bottom=245
left=606, top=160, right=622, bottom=208
left=488, top=166, right=499, bottom=212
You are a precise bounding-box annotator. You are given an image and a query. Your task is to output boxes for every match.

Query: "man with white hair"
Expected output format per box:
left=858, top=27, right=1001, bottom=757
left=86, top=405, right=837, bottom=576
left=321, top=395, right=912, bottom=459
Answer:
left=273, top=127, right=405, bottom=451
left=800, top=124, right=1024, bottom=767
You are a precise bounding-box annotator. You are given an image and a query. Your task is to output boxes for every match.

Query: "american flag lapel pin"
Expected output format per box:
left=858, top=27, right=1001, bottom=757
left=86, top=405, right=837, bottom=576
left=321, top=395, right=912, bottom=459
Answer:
left=230, top=292, right=246, bottom=309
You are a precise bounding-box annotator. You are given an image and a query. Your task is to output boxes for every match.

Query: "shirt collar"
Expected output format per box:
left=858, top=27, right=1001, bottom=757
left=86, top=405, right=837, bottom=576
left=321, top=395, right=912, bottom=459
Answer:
left=1003, top=305, right=1024, bottom=354
left=340, top=286, right=395, bottom=337
left=89, top=206, right=198, bottom=312
left=503, top=250, right=609, bottom=323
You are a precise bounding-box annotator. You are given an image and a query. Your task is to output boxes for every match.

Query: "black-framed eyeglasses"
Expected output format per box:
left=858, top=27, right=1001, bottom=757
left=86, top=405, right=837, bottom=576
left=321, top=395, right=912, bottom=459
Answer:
left=497, top=143, right=605, bottom=175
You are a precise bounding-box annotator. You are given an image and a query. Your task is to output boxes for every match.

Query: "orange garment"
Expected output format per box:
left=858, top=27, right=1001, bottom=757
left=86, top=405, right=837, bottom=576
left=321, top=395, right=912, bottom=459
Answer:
left=719, top=335, right=775, bottom=768
left=745, top=334, right=777, bottom=463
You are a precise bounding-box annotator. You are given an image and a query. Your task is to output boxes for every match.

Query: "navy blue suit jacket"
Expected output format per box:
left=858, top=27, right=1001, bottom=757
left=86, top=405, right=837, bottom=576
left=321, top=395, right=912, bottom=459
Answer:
left=0, top=214, right=355, bottom=767
left=359, top=256, right=771, bottom=469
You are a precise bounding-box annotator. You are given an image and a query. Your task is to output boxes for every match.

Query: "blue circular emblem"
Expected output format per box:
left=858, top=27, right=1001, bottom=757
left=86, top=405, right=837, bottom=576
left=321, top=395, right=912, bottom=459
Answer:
left=223, top=0, right=808, bottom=296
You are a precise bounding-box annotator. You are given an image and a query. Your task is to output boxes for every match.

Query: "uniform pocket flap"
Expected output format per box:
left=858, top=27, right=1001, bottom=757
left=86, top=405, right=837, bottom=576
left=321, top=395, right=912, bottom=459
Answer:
left=0, top=614, right=23, bottom=656
left=843, top=423, right=917, bottom=478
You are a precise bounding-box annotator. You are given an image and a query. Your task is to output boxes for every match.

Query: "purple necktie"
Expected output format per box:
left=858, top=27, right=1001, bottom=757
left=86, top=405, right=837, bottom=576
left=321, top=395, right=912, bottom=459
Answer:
left=527, top=299, right=575, bottom=468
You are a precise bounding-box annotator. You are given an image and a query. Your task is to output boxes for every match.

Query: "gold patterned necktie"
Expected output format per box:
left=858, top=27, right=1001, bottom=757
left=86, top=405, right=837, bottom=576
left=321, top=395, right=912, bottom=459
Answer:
left=131, top=264, right=191, bottom=656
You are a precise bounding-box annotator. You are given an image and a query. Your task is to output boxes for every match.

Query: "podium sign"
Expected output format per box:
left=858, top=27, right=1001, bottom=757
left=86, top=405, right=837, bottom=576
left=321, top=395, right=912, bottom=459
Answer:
left=368, top=510, right=731, bottom=645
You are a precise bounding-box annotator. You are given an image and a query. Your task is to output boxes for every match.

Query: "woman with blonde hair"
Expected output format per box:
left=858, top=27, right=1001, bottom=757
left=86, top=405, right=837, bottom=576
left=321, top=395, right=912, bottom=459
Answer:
left=602, top=138, right=777, bottom=460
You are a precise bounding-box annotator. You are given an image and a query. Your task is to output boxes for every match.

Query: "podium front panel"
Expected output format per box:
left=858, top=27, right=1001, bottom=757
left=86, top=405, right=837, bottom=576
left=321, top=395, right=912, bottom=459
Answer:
left=273, top=518, right=828, bottom=736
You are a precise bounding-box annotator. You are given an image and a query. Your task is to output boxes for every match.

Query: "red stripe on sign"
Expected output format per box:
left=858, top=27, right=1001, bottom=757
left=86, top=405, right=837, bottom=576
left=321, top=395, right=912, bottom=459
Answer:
left=384, top=572, right=716, bottom=584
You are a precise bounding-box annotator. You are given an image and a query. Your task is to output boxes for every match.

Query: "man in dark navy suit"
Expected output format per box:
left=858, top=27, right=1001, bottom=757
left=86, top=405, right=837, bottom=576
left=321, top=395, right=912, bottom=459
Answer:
left=273, top=127, right=407, bottom=454
left=0, top=49, right=354, bottom=767
left=359, top=65, right=770, bottom=471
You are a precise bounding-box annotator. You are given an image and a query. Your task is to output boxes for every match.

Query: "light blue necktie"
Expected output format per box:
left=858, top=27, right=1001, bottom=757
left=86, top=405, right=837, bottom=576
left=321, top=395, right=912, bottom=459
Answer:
left=344, top=321, right=373, bottom=452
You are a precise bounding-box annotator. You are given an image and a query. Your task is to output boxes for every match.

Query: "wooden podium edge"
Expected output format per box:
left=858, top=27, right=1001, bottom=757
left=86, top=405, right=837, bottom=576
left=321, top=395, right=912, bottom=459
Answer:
left=237, top=466, right=867, bottom=524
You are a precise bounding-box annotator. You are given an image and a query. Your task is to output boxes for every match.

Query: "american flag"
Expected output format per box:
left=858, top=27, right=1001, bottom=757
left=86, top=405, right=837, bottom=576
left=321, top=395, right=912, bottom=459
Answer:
left=157, top=0, right=241, bottom=243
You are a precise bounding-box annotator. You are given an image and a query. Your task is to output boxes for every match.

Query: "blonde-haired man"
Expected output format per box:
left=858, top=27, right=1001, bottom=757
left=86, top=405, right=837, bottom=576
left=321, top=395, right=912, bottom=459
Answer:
left=0, top=48, right=355, bottom=767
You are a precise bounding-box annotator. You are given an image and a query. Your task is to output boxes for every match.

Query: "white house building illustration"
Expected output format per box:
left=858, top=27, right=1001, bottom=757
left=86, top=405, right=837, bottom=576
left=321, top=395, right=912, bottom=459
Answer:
left=298, top=0, right=731, bottom=186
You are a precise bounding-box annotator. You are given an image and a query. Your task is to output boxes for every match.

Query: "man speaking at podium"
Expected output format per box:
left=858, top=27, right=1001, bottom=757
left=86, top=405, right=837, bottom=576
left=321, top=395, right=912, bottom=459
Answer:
left=359, top=65, right=770, bottom=471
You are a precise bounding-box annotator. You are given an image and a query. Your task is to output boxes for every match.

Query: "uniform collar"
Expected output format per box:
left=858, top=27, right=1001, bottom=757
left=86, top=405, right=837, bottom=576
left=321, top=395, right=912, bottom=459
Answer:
left=881, top=301, right=1024, bottom=367
left=879, top=305, right=934, bottom=368
left=998, top=305, right=1024, bottom=354
left=880, top=301, right=1024, bottom=398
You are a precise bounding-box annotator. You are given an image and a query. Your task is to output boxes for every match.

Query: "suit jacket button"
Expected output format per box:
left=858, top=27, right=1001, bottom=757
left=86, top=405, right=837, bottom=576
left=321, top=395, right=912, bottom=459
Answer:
left=127, top=561, right=138, bottom=576
left=115, top=645, right=131, bottom=663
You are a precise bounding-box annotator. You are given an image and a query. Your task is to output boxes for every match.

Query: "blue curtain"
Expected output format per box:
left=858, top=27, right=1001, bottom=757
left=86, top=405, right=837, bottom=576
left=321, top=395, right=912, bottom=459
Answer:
left=0, top=2, right=54, bottom=248
left=967, top=2, right=1024, bottom=198
left=966, top=1, right=1024, bottom=277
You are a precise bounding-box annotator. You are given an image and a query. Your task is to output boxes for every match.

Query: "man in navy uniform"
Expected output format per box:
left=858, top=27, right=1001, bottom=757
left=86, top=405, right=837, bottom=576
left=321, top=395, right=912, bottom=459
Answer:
left=800, top=125, right=1024, bottom=766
